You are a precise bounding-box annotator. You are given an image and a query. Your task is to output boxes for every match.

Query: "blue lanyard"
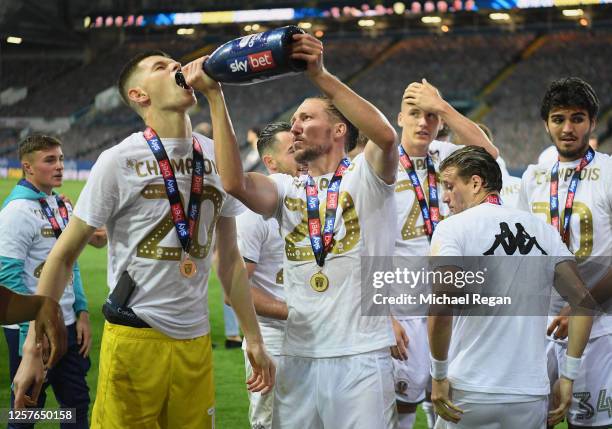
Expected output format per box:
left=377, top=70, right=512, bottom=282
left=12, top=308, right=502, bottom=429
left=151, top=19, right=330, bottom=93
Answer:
left=143, top=127, right=205, bottom=254
left=398, top=145, right=440, bottom=238
left=549, top=147, right=594, bottom=246
left=305, top=158, right=351, bottom=267
left=18, top=179, right=68, bottom=239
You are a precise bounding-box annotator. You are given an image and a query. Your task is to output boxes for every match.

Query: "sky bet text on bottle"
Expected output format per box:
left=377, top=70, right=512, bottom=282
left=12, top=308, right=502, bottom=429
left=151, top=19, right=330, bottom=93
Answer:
left=228, top=50, right=276, bottom=74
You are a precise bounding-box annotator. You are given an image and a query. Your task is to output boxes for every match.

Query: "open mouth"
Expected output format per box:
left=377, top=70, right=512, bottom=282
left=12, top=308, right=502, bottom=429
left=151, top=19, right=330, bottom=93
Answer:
left=175, top=71, right=191, bottom=90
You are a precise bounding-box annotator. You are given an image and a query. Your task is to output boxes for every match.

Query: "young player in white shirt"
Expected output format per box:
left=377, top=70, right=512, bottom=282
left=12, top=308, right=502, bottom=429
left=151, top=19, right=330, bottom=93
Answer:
left=0, top=135, right=107, bottom=425
left=392, top=80, right=498, bottom=429
left=11, top=51, right=274, bottom=429
left=519, top=77, right=612, bottom=428
left=212, top=33, right=400, bottom=428
left=429, top=146, right=596, bottom=428
left=236, top=122, right=298, bottom=429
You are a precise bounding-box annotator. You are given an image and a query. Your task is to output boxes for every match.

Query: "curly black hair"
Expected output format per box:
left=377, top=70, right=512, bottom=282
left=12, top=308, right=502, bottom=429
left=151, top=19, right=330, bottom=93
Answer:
left=540, top=77, right=599, bottom=121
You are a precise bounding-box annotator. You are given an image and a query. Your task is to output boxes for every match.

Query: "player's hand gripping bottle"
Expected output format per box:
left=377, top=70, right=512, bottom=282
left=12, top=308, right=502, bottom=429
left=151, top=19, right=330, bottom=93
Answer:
left=202, top=25, right=307, bottom=85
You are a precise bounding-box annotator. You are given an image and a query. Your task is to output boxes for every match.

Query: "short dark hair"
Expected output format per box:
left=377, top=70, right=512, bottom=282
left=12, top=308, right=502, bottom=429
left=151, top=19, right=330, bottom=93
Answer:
left=117, top=50, right=171, bottom=107
left=307, top=96, right=359, bottom=153
left=257, top=122, right=292, bottom=158
left=439, top=146, right=502, bottom=193
left=540, top=77, right=599, bottom=121
left=19, top=135, right=62, bottom=161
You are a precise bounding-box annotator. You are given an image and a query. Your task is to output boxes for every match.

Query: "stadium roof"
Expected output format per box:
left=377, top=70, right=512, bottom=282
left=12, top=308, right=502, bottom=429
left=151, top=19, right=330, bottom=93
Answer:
left=1, top=0, right=611, bottom=51
left=0, top=0, right=314, bottom=48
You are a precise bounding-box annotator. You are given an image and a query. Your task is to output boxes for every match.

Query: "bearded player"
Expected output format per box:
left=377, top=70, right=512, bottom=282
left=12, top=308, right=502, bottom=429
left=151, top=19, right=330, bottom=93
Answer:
left=213, top=32, right=400, bottom=428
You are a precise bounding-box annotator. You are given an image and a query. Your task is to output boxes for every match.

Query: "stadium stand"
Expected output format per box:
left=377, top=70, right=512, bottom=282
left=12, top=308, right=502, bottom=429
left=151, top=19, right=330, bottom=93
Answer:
left=483, top=29, right=612, bottom=169
left=1, top=28, right=611, bottom=169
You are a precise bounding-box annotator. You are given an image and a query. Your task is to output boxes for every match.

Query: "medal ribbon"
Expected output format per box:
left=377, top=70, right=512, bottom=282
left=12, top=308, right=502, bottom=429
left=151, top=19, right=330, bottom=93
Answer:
left=18, top=179, right=69, bottom=239
left=398, top=145, right=440, bottom=238
left=306, top=158, right=351, bottom=267
left=485, top=194, right=502, bottom=205
left=549, top=147, right=594, bottom=246
left=143, top=127, right=204, bottom=254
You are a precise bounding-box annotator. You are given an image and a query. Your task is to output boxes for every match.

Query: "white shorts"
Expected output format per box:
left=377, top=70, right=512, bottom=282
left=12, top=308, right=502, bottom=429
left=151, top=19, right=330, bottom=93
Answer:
left=245, top=350, right=280, bottom=429
left=554, top=334, right=612, bottom=427
left=272, top=349, right=398, bottom=429
left=433, top=390, right=547, bottom=429
left=392, top=318, right=430, bottom=404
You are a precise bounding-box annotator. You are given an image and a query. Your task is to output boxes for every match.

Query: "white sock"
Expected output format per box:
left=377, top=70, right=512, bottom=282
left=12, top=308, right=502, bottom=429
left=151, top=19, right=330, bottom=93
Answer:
left=398, top=412, right=416, bottom=429
left=422, top=400, right=436, bottom=429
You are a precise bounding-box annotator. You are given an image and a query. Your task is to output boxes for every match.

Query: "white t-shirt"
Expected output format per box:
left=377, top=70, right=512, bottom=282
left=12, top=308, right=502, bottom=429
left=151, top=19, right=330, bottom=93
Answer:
left=237, top=209, right=285, bottom=355
left=519, top=151, right=612, bottom=338
left=393, top=141, right=513, bottom=256
left=500, top=175, right=522, bottom=209
left=429, top=140, right=512, bottom=177
left=394, top=140, right=457, bottom=258
left=495, top=155, right=522, bottom=208
left=430, top=203, right=573, bottom=398
left=393, top=141, right=457, bottom=320
left=74, top=131, right=243, bottom=339
left=537, top=145, right=558, bottom=167
left=269, top=154, right=396, bottom=357
left=0, top=196, right=76, bottom=325
left=495, top=155, right=511, bottom=178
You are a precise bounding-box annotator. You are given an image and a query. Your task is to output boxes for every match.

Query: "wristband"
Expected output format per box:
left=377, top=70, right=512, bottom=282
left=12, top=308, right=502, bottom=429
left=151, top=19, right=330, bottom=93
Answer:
left=560, top=355, right=582, bottom=380
left=430, top=355, right=448, bottom=380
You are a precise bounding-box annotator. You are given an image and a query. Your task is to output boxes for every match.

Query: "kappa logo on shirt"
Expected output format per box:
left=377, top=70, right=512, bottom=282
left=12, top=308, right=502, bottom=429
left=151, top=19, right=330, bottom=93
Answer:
left=483, top=222, right=548, bottom=255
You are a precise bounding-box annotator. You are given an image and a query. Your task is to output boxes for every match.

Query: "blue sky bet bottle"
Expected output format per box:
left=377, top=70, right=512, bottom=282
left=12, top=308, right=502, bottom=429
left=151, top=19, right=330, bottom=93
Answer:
left=203, top=25, right=307, bottom=85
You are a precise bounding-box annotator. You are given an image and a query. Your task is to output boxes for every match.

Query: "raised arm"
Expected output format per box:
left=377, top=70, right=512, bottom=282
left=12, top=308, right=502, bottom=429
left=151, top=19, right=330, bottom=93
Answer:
left=405, top=79, right=499, bottom=159
left=290, top=33, right=398, bottom=183
left=182, top=57, right=280, bottom=218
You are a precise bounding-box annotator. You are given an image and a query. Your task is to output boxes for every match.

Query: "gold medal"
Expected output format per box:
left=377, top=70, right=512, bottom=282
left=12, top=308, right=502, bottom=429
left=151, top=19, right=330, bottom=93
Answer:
left=179, top=257, right=197, bottom=278
left=310, top=271, right=329, bottom=292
